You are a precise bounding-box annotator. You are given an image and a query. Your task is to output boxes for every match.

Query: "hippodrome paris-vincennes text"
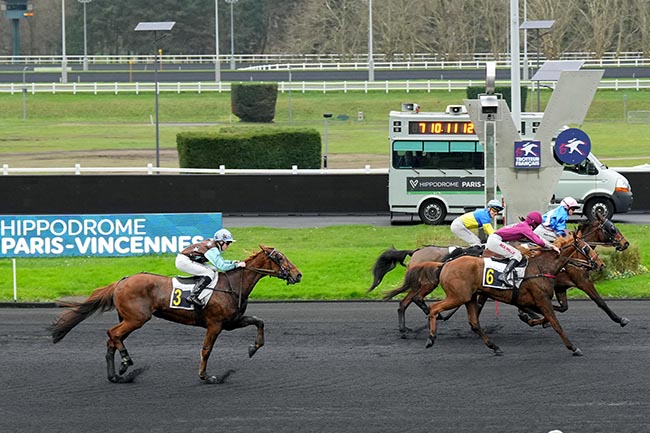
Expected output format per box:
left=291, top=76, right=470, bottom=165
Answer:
left=0, top=217, right=203, bottom=256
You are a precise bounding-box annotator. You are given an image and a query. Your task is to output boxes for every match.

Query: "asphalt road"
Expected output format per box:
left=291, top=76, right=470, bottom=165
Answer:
left=1, top=301, right=648, bottom=433
left=5, top=65, right=650, bottom=83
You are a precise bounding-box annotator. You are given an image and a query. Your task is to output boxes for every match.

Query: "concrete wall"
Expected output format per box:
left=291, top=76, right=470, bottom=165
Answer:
left=1, top=172, right=647, bottom=215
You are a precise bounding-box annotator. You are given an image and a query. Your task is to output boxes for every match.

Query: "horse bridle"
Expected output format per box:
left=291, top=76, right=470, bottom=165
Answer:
left=560, top=238, right=601, bottom=271
left=243, top=248, right=293, bottom=282
left=218, top=248, right=293, bottom=309
left=579, top=218, right=623, bottom=250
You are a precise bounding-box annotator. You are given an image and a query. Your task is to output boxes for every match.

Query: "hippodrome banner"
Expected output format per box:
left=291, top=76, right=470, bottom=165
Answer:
left=0, top=213, right=222, bottom=258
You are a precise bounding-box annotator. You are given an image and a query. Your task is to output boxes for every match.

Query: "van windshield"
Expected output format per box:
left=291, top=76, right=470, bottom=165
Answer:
left=588, top=153, right=606, bottom=168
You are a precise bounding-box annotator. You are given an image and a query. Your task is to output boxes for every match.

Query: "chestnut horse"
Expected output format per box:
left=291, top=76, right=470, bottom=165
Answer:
left=50, top=246, right=302, bottom=384
left=422, top=235, right=604, bottom=356
left=370, top=214, right=629, bottom=333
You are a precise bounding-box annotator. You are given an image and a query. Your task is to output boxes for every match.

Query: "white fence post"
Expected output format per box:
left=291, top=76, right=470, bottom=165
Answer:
left=13, top=258, right=17, bottom=302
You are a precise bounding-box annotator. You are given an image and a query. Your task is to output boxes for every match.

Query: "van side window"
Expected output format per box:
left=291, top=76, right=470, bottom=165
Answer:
left=392, top=140, right=483, bottom=170
left=563, top=159, right=598, bottom=176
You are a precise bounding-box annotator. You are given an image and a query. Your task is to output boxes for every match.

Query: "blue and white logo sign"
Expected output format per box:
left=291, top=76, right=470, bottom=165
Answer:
left=514, top=140, right=541, bottom=169
left=554, top=128, right=591, bottom=165
left=0, top=213, right=222, bottom=258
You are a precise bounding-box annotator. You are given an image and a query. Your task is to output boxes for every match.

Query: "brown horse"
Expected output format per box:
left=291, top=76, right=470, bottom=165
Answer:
left=49, top=245, right=302, bottom=384
left=423, top=235, right=604, bottom=356
left=371, top=214, right=629, bottom=333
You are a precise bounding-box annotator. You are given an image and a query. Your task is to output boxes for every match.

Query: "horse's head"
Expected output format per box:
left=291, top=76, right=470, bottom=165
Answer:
left=557, top=234, right=605, bottom=272
left=254, top=245, right=302, bottom=285
left=577, top=213, right=629, bottom=251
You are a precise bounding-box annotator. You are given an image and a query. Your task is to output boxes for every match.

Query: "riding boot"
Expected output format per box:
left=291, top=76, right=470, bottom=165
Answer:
left=186, top=276, right=211, bottom=306
left=498, top=258, right=520, bottom=286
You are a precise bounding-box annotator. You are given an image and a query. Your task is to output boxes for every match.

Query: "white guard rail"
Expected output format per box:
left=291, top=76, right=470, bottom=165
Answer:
left=1, top=163, right=389, bottom=176
left=4, top=164, right=648, bottom=176
left=2, top=79, right=650, bottom=95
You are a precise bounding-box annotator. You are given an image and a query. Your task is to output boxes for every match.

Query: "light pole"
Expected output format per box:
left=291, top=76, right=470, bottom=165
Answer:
left=368, top=0, right=374, bottom=82
left=61, top=0, right=67, bottom=83
left=214, top=0, right=221, bottom=81
left=225, top=0, right=238, bottom=70
left=520, top=20, right=555, bottom=111
left=135, top=21, right=176, bottom=169
left=78, top=0, right=91, bottom=72
left=323, top=113, right=332, bottom=169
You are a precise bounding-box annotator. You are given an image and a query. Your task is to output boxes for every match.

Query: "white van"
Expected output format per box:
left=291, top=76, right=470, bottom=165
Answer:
left=388, top=105, right=633, bottom=224
left=554, top=152, right=633, bottom=220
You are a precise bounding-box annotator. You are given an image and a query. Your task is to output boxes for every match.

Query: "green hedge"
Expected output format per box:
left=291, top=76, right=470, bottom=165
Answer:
left=466, top=86, right=528, bottom=112
left=177, top=128, right=322, bottom=169
left=231, top=83, right=278, bottom=122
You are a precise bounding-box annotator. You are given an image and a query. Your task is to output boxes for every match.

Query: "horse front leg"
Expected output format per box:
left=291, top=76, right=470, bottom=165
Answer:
left=536, top=301, right=583, bottom=356
left=224, top=315, right=265, bottom=358
left=553, top=289, right=569, bottom=312
left=579, top=280, right=630, bottom=327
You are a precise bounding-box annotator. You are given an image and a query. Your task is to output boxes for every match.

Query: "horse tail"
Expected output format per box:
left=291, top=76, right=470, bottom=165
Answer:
left=368, top=247, right=417, bottom=292
left=382, top=262, right=443, bottom=301
left=49, top=280, right=120, bottom=344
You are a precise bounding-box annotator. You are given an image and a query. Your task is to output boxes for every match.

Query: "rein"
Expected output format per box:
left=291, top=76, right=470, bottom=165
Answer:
left=577, top=219, right=620, bottom=248
left=522, top=237, right=599, bottom=282
left=216, top=248, right=293, bottom=309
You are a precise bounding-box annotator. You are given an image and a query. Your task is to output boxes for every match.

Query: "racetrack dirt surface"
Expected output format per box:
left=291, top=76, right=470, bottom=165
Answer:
left=1, top=300, right=649, bottom=433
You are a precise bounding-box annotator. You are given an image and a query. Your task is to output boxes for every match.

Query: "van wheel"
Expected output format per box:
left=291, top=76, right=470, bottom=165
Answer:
left=584, top=198, right=614, bottom=221
left=419, top=200, right=447, bottom=225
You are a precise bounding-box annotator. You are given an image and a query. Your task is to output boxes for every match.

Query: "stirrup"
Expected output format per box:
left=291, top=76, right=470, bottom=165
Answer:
left=498, top=273, right=513, bottom=285
left=186, top=293, right=202, bottom=306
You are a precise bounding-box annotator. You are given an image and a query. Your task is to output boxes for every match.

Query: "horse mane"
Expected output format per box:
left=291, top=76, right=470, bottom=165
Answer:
left=575, top=219, right=592, bottom=233
left=554, top=234, right=575, bottom=248
left=519, top=234, right=574, bottom=258
left=242, top=245, right=278, bottom=263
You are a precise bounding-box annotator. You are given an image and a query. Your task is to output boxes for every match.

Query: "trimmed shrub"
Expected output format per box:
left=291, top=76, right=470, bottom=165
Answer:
left=591, top=245, right=648, bottom=282
left=177, top=127, right=321, bottom=169
left=231, top=83, right=278, bottom=122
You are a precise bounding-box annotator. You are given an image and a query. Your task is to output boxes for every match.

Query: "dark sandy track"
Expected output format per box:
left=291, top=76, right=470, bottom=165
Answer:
left=1, top=300, right=648, bottom=433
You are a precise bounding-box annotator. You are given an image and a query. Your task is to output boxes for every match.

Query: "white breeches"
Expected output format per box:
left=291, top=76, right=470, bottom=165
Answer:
left=533, top=225, right=558, bottom=242
left=450, top=218, right=482, bottom=245
left=175, top=254, right=217, bottom=281
left=486, top=234, right=522, bottom=262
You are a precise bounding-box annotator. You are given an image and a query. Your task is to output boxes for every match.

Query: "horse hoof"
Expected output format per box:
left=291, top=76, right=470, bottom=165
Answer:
left=494, top=349, right=504, bottom=356
left=203, top=369, right=236, bottom=384
left=620, top=317, right=630, bottom=327
left=248, top=345, right=258, bottom=358
left=425, top=337, right=435, bottom=349
left=572, top=348, right=584, bottom=357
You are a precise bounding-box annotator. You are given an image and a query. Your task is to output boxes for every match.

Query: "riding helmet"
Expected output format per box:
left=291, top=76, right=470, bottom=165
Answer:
left=561, top=196, right=579, bottom=210
left=487, top=199, right=504, bottom=212
left=525, top=211, right=543, bottom=227
left=214, top=228, right=236, bottom=243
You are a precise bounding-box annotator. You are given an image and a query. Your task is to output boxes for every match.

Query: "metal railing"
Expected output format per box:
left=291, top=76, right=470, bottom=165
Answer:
left=2, top=79, right=650, bottom=95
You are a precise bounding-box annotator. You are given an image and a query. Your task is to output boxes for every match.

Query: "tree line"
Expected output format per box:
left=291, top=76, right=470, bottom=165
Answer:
left=2, top=0, right=649, bottom=59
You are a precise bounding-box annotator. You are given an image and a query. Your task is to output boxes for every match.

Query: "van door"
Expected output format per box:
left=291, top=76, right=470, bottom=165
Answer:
left=555, top=157, right=598, bottom=204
